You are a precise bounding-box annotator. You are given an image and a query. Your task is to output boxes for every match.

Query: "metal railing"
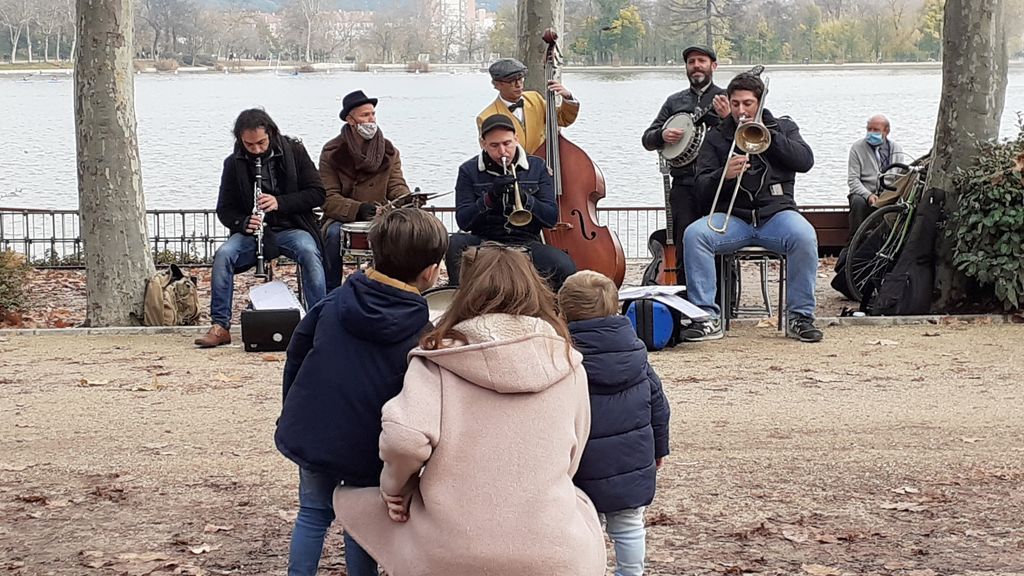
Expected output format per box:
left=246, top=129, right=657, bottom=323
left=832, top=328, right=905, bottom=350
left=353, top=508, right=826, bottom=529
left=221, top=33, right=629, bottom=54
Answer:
left=0, top=207, right=669, bottom=267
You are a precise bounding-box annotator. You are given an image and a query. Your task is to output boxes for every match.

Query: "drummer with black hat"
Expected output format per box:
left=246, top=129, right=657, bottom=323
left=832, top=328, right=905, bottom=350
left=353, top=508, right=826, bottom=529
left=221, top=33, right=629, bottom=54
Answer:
left=476, top=57, right=580, bottom=155
left=318, top=89, right=414, bottom=291
left=641, top=45, right=731, bottom=283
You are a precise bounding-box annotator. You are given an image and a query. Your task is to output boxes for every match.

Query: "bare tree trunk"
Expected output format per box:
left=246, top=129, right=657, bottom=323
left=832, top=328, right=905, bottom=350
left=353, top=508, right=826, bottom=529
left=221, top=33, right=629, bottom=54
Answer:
left=44, top=34, right=50, bottom=61
left=705, top=0, right=713, bottom=48
left=26, top=22, right=32, bottom=62
left=10, top=25, right=22, bottom=63
left=75, top=0, right=155, bottom=326
left=57, top=29, right=62, bottom=61
left=925, top=0, right=1007, bottom=308
left=517, top=0, right=561, bottom=93
left=305, top=18, right=312, bottom=62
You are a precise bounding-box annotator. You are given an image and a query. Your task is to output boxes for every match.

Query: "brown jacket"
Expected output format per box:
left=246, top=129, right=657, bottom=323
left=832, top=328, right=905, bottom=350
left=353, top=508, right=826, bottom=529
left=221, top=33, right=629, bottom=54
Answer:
left=318, top=132, right=411, bottom=225
left=476, top=91, right=579, bottom=155
left=333, top=314, right=606, bottom=576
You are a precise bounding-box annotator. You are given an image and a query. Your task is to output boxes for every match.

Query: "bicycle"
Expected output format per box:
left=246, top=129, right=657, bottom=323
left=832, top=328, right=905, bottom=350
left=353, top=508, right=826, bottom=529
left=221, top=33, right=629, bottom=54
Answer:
left=844, top=154, right=931, bottom=303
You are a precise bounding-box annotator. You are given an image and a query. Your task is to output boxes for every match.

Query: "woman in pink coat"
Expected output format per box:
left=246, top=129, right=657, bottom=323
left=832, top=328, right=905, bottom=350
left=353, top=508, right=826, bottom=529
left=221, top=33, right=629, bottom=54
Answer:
left=333, top=244, right=606, bottom=576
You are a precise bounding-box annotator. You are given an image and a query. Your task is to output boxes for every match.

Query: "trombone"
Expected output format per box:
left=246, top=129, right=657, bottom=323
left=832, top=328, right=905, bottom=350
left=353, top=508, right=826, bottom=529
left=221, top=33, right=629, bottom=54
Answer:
left=502, top=156, right=533, bottom=227
left=707, top=79, right=771, bottom=234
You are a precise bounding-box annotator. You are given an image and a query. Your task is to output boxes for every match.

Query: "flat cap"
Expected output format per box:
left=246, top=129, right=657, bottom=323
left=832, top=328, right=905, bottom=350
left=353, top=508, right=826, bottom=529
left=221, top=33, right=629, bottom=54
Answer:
left=683, top=45, right=717, bottom=62
left=488, top=58, right=528, bottom=81
left=480, top=114, right=516, bottom=137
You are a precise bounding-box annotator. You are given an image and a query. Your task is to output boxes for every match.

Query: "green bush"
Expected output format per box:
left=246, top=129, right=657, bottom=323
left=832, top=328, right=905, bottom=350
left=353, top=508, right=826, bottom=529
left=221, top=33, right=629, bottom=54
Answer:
left=0, top=250, right=30, bottom=312
left=951, top=119, right=1024, bottom=310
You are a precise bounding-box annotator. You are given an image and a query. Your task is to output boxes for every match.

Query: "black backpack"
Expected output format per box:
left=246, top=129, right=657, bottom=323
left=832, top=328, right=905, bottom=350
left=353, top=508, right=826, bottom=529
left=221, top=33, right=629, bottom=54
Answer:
left=869, top=188, right=945, bottom=315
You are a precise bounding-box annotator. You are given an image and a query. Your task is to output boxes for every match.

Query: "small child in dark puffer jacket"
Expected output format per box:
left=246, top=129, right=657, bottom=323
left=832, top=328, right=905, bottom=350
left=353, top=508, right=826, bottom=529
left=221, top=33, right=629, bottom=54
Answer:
left=558, top=271, right=671, bottom=576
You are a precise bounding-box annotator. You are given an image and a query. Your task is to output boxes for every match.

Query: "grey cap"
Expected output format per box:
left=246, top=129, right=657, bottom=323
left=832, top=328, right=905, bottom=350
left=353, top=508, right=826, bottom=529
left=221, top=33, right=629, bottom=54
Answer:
left=488, top=58, right=528, bottom=81
left=683, top=45, right=717, bottom=62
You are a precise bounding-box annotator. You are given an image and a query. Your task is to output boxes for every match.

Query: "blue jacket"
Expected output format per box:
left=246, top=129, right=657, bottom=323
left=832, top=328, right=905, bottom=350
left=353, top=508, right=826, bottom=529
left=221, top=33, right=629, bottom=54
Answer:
left=569, top=315, right=671, bottom=513
left=454, top=147, right=559, bottom=242
left=275, top=270, right=430, bottom=486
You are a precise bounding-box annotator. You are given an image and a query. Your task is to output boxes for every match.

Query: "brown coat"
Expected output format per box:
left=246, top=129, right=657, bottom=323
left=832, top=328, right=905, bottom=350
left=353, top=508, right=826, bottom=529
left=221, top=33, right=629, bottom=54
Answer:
left=318, top=132, right=411, bottom=225
left=333, top=314, right=606, bottom=576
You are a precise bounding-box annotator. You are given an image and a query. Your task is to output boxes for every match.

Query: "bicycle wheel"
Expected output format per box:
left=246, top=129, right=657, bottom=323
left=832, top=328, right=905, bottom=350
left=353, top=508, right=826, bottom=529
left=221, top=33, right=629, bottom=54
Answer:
left=845, top=204, right=907, bottom=302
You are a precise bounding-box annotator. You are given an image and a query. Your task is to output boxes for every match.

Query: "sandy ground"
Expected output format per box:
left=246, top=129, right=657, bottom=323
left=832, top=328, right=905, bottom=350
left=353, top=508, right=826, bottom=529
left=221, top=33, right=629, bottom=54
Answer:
left=1, top=321, right=1022, bottom=575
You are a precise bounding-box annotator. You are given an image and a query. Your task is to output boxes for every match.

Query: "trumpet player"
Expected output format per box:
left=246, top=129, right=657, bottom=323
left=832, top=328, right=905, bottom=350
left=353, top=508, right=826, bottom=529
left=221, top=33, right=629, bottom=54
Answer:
left=681, top=73, right=823, bottom=344
left=445, top=114, right=576, bottom=290
left=195, top=109, right=327, bottom=348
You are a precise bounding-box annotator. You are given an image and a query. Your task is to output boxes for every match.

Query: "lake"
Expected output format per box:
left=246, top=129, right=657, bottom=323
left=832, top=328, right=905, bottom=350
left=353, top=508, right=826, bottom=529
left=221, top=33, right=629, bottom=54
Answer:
left=1, top=66, right=1023, bottom=210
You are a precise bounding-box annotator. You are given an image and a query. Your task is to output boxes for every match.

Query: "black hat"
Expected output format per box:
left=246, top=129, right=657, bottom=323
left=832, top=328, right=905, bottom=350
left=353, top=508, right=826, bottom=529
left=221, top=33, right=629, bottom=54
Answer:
left=339, top=90, right=378, bottom=120
left=683, top=45, right=717, bottom=62
left=480, top=114, right=516, bottom=137
left=488, top=58, right=528, bottom=81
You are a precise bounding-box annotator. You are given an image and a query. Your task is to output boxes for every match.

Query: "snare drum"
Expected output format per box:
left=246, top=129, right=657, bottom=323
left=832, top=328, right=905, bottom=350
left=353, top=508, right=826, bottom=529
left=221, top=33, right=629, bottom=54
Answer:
left=340, top=221, right=373, bottom=257
left=423, top=286, right=457, bottom=323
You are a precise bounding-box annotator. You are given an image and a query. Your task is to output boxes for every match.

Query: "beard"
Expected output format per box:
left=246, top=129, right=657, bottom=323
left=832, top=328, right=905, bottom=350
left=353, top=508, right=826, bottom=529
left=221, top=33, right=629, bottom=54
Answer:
left=688, top=71, right=711, bottom=89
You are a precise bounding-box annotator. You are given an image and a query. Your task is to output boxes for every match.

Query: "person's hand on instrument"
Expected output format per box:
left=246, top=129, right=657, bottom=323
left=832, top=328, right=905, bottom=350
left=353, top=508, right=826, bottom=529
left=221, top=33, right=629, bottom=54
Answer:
left=356, top=202, right=377, bottom=221
left=713, top=94, right=730, bottom=118
left=246, top=214, right=262, bottom=234
left=662, top=127, right=684, bottom=145
left=257, top=193, right=279, bottom=213
left=547, top=80, right=573, bottom=100
left=867, top=193, right=878, bottom=206
left=725, top=154, right=750, bottom=180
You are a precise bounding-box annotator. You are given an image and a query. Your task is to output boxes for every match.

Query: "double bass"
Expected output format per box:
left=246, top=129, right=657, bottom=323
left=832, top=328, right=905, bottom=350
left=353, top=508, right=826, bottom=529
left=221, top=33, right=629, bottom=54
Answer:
left=535, top=29, right=626, bottom=287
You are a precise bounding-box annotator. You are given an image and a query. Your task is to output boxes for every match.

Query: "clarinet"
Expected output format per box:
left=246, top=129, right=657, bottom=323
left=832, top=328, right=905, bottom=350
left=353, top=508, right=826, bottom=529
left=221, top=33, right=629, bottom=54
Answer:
left=253, top=157, right=268, bottom=280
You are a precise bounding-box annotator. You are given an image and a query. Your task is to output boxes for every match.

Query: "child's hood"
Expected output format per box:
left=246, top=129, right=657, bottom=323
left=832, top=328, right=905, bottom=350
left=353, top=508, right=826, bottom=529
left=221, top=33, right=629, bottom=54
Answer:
left=336, top=272, right=429, bottom=345
left=568, top=315, right=649, bottom=394
left=410, top=313, right=581, bottom=394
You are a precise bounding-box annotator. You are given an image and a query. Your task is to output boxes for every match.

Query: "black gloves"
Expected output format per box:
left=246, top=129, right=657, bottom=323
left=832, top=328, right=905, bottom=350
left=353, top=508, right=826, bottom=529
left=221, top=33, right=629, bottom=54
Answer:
left=356, top=202, right=377, bottom=221
left=485, top=174, right=516, bottom=208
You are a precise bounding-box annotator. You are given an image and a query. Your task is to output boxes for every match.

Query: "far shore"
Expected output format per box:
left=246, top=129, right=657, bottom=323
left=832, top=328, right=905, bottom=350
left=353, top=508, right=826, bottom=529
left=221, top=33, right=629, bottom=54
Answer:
left=4, top=59, right=1024, bottom=77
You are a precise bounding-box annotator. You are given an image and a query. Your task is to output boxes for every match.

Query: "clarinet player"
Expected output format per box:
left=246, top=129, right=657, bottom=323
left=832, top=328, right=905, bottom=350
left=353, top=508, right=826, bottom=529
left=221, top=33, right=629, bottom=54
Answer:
left=195, top=109, right=327, bottom=349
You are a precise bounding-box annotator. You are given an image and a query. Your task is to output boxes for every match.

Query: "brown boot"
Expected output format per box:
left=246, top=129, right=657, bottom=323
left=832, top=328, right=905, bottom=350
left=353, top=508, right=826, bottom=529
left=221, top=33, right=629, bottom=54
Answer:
left=194, top=324, right=231, bottom=348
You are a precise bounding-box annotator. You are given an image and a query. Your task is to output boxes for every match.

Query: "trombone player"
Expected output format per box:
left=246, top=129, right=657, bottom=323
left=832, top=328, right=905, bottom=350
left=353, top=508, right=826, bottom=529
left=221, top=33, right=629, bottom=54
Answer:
left=681, top=72, right=823, bottom=343
left=445, top=114, right=576, bottom=290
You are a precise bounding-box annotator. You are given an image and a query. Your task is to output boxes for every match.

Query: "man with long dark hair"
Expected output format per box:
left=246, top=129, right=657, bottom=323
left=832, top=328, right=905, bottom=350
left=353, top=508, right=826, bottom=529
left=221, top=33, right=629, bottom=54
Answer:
left=195, top=108, right=326, bottom=348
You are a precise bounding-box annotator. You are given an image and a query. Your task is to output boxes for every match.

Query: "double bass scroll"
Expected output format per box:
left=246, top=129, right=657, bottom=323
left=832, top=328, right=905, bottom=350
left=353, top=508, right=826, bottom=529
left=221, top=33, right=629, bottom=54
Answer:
left=535, top=29, right=626, bottom=287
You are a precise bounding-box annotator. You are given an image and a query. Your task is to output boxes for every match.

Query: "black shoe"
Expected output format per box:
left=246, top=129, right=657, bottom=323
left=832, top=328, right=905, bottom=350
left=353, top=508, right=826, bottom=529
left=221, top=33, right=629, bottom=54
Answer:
left=788, top=316, right=823, bottom=343
left=681, top=318, right=723, bottom=342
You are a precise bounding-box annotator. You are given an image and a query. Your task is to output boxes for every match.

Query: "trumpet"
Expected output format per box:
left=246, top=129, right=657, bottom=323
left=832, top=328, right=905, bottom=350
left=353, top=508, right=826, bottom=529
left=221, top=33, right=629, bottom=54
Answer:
left=502, top=156, right=533, bottom=227
left=707, top=78, right=771, bottom=234
left=253, top=157, right=268, bottom=280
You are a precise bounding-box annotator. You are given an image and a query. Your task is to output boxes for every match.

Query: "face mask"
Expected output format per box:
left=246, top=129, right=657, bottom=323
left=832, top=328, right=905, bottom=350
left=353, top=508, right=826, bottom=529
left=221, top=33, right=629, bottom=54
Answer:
left=865, top=132, right=884, bottom=146
left=356, top=122, right=378, bottom=140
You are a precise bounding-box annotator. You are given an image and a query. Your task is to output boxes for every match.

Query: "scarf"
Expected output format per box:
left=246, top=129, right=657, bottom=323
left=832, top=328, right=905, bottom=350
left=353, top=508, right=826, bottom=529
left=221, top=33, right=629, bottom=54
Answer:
left=341, top=123, right=386, bottom=173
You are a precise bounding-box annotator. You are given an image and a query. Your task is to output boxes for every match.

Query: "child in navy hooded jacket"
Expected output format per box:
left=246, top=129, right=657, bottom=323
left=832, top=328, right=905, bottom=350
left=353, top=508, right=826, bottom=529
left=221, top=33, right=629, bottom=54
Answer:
left=275, top=208, right=449, bottom=576
left=558, top=270, right=671, bottom=576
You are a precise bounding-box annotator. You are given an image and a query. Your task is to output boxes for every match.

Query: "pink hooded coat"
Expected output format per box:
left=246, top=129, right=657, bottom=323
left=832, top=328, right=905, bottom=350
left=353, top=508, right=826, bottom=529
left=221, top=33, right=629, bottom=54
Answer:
left=333, top=314, right=606, bottom=576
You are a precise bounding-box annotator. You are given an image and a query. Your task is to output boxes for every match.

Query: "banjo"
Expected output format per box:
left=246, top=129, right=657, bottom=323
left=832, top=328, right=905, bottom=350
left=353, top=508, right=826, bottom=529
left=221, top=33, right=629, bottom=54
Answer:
left=660, top=101, right=714, bottom=168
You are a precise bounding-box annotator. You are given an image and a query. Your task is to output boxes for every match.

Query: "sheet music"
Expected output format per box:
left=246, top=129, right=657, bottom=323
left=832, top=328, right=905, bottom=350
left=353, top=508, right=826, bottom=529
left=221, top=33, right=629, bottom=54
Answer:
left=249, top=280, right=305, bottom=317
left=618, top=285, right=709, bottom=322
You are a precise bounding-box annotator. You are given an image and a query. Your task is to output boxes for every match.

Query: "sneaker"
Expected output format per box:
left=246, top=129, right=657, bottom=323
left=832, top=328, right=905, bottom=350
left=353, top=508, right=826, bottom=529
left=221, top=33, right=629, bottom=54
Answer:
left=681, top=318, right=724, bottom=342
left=787, top=315, right=823, bottom=343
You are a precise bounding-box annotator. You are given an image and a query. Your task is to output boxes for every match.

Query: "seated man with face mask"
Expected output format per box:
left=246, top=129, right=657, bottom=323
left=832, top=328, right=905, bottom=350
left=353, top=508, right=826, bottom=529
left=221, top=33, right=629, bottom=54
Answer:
left=319, top=90, right=413, bottom=291
left=847, top=114, right=907, bottom=236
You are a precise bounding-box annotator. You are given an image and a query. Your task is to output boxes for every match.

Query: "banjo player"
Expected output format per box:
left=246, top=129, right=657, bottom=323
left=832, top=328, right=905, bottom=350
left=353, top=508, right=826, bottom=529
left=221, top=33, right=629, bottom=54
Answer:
left=642, top=45, right=730, bottom=284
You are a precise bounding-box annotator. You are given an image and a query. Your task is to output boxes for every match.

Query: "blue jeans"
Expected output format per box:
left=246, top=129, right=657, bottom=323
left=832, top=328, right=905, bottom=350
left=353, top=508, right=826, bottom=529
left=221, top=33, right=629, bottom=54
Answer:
left=683, top=210, right=818, bottom=319
left=287, top=468, right=379, bottom=576
left=602, top=507, right=646, bottom=576
left=209, top=229, right=326, bottom=328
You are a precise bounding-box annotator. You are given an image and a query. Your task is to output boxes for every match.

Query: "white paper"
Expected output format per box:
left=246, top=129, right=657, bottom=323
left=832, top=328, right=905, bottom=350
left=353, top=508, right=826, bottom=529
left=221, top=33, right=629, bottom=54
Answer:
left=618, top=285, right=709, bottom=322
left=249, top=280, right=305, bottom=317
